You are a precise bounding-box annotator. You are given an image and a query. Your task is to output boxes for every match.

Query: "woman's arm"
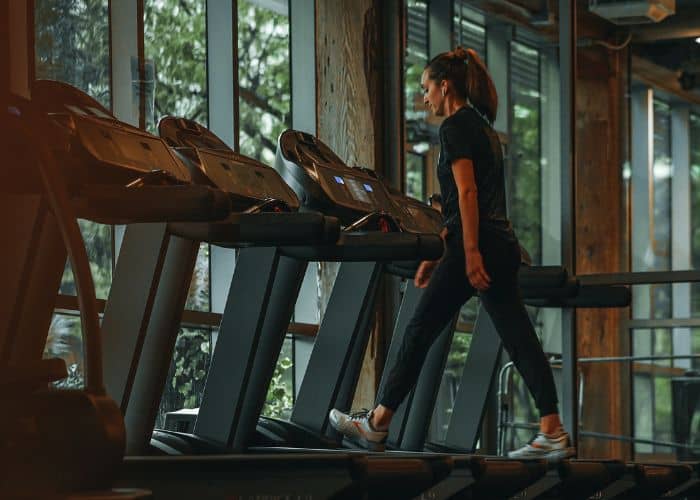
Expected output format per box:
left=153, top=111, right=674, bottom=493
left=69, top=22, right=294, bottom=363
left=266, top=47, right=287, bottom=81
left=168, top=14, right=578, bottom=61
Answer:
left=452, top=158, right=491, bottom=290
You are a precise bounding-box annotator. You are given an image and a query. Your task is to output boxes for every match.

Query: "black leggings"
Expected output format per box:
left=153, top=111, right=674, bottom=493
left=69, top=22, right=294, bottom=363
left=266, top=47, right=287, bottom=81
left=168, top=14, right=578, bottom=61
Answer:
left=378, top=231, right=559, bottom=417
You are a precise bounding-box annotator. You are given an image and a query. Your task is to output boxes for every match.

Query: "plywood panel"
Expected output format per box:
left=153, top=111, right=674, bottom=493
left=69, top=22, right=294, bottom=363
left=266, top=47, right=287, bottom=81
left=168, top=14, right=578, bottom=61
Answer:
left=575, top=47, right=631, bottom=460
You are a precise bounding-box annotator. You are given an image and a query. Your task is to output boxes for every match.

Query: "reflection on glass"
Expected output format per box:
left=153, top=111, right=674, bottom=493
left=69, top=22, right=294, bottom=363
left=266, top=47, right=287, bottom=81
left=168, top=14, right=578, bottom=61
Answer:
left=60, top=220, right=113, bottom=300
left=238, top=0, right=290, bottom=163
left=427, top=331, right=471, bottom=443
left=44, top=313, right=84, bottom=389
left=156, top=326, right=212, bottom=429
left=262, top=336, right=295, bottom=420
left=509, top=41, right=542, bottom=264
left=145, top=0, right=208, bottom=132
left=35, top=0, right=111, bottom=108
left=185, top=243, right=211, bottom=312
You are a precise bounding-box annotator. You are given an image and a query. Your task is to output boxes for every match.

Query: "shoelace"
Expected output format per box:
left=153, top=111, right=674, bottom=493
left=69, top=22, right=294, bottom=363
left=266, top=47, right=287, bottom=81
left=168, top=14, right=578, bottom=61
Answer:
left=349, top=409, right=371, bottom=420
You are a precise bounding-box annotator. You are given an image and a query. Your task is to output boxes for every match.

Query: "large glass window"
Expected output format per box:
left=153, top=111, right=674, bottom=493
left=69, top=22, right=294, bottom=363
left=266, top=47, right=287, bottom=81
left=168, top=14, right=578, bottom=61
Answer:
left=35, top=0, right=111, bottom=107
left=404, top=0, right=429, bottom=201
left=237, top=0, right=291, bottom=163
left=453, top=1, right=486, bottom=60
left=690, top=113, right=700, bottom=317
left=509, top=41, right=542, bottom=264
left=157, top=327, right=213, bottom=428
left=144, top=0, right=208, bottom=131
left=236, top=0, right=295, bottom=417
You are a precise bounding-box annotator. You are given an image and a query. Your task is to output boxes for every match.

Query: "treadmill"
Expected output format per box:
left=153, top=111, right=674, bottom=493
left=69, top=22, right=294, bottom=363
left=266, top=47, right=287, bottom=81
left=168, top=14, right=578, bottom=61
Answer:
left=146, top=126, right=453, bottom=498
left=24, top=82, right=389, bottom=499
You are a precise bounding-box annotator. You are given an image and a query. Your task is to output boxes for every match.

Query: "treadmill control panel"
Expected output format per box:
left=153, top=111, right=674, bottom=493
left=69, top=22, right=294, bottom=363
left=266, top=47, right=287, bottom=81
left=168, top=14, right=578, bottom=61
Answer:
left=73, top=115, right=191, bottom=183
left=195, top=148, right=299, bottom=210
left=32, top=80, right=191, bottom=184
left=276, top=130, right=406, bottom=223
left=389, top=195, right=442, bottom=234
left=159, top=117, right=301, bottom=210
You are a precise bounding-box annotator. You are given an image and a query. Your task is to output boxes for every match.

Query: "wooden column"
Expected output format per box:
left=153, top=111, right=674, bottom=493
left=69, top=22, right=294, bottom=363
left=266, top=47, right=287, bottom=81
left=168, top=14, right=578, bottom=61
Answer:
left=575, top=46, right=631, bottom=459
left=317, top=0, right=385, bottom=409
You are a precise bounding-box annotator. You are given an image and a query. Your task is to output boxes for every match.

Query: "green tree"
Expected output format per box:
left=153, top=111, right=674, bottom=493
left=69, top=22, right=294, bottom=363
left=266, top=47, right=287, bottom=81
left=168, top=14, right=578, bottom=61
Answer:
left=35, top=0, right=110, bottom=107
left=145, top=0, right=294, bottom=422
left=237, top=0, right=291, bottom=162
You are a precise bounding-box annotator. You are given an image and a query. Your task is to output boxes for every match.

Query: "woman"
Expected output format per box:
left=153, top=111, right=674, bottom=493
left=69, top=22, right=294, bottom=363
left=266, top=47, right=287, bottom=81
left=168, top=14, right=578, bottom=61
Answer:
left=329, top=47, right=574, bottom=461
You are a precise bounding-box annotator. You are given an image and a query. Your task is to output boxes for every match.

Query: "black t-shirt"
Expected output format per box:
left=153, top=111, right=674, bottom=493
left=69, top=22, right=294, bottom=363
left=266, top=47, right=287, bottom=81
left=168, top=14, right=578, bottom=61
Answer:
left=437, top=105, right=515, bottom=243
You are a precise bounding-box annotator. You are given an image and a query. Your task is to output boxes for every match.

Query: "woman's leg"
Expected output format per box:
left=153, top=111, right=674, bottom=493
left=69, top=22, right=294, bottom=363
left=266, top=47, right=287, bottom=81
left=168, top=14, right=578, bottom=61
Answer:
left=479, top=281, right=559, bottom=419
left=377, top=249, right=475, bottom=413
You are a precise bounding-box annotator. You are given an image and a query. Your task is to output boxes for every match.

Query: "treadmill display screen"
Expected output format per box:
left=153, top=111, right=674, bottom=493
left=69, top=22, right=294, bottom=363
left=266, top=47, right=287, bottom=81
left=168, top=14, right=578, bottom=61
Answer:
left=345, top=177, right=372, bottom=204
left=197, top=149, right=296, bottom=206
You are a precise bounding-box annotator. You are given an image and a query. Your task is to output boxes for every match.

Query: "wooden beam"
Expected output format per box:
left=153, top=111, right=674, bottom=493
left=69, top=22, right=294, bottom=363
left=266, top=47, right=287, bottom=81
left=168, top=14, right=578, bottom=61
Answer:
left=575, top=46, right=631, bottom=460
left=632, top=54, right=700, bottom=105
left=630, top=7, right=700, bottom=42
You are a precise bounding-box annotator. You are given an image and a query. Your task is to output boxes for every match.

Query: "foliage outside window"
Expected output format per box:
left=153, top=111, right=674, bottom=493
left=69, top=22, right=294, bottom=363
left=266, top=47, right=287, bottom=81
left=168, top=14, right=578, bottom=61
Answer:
left=145, top=0, right=208, bottom=131
left=404, top=0, right=429, bottom=201
left=691, top=114, right=700, bottom=374
left=509, top=41, right=542, bottom=264
left=238, top=0, right=291, bottom=164
left=236, top=0, right=295, bottom=418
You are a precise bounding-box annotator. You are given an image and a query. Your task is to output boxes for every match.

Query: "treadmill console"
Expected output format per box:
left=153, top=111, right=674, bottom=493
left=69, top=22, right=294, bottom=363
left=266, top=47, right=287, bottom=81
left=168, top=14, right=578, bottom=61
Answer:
left=390, top=194, right=442, bottom=235
left=159, top=117, right=301, bottom=211
left=31, top=80, right=191, bottom=184
left=195, top=149, right=299, bottom=210
left=276, top=130, right=406, bottom=225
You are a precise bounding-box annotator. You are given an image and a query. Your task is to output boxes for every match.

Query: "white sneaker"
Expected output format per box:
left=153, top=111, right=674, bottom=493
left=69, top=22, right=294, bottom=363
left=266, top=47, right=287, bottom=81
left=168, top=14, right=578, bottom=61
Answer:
left=507, top=429, right=576, bottom=462
left=328, top=408, right=388, bottom=452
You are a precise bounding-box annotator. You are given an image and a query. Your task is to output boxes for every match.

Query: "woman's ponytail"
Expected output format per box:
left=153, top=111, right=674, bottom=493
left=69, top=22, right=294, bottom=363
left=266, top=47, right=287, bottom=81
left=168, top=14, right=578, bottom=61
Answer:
left=425, top=46, right=499, bottom=124
left=464, top=48, right=498, bottom=124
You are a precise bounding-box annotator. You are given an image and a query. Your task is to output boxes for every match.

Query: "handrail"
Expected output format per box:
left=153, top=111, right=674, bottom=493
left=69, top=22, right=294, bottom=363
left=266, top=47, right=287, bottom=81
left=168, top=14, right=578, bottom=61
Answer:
left=578, top=270, right=700, bottom=286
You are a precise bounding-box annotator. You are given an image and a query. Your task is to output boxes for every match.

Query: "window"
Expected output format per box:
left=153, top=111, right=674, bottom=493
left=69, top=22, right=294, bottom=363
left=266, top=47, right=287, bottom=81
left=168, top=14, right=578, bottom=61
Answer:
left=157, top=326, right=213, bottom=428
left=453, top=1, right=486, bottom=60
left=509, top=41, right=542, bottom=264
left=404, top=0, right=429, bottom=201
left=144, top=0, right=208, bottom=131
left=650, top=100, right=673, bottom=319
left=236, top=0, right=295, bottom=417
left=690, top=113, right=700, bottom=317
left=237, top=0, right=291, bottom=163
left=34, top=0, right=110, bottom=107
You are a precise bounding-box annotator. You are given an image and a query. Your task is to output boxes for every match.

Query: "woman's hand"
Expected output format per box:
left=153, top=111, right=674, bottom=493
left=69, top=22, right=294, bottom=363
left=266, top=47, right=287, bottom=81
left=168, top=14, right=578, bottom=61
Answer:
left=414, top=260, right=439, bottom=288
left=466, top=249, right=491, bottom=291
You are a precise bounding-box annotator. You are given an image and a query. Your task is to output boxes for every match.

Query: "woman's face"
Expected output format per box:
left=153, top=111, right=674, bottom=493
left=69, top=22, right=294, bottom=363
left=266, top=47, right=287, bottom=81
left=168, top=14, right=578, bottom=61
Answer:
left=421, top=69, right=445, bottom=117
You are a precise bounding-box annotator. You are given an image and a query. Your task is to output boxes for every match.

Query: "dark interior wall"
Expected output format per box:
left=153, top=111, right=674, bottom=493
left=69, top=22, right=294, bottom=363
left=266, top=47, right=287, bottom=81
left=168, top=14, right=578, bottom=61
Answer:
left=1, top=1, right=8, bottom=101
left=575, top=45, right=631, bottom=460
